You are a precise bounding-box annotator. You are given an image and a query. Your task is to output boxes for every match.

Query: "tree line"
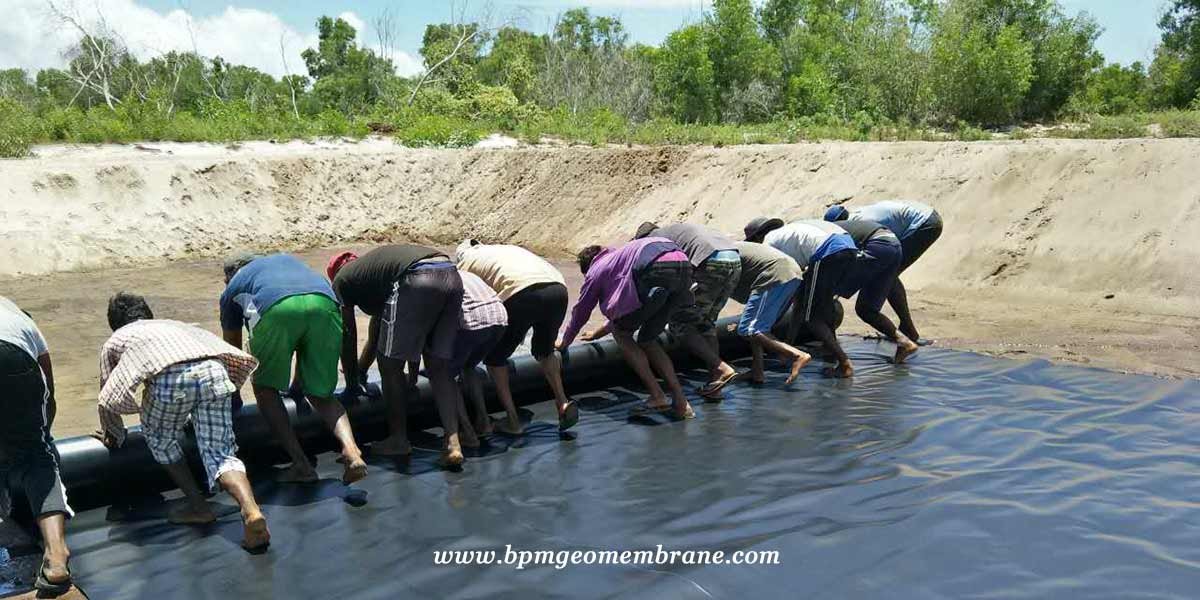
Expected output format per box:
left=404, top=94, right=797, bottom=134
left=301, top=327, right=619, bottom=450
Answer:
left=2, top=0, right=1200, bottom=156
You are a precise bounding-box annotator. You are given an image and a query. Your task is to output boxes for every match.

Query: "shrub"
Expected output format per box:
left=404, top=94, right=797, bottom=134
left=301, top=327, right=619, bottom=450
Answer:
left=0, top=97, right=39, bottom=157
left=394, top=115, right=483, bottom=148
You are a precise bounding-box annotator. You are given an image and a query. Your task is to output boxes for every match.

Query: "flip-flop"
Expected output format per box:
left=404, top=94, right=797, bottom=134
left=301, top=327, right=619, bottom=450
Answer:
left=34, top=557, right=72, bottom=595
left=698, top=370, right=742, bottom=397
left=629, top=402, right=672, bottom=417
left=437, top=451, right=465, bottom=470
left=558, top=401, right=580, bottom=431
left=915, top=338, right=935, bottom=347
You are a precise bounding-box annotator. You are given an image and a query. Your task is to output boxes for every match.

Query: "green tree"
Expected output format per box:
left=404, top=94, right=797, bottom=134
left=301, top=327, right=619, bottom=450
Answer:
left=302, top=16, right=395, bottom=113
left=1155, top=0, right=1200, bottom=107
left=1072, top=62, right=1147, bottom=114
left=477, top=27, right=546, bottom=103
left=930, top=0, right=1035, bottom=125
left=705, top=0, right=781, bottom=121
left=654, top=24, right=718, bottom=122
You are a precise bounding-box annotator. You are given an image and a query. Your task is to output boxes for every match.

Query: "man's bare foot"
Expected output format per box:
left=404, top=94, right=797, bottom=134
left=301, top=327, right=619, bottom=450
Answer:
left=829, top=361, right=854, bottom=379
left=438, top=444, right=465, bottom=469
left=341, top=455, right=368, bottom=485
left=785, top=352, right=812, bottom=385
left=673, top=401, right=695, bottom=420
left=372, top=436, right=413, bottom=456
left=241, top=512, right=270, bottom=551
left=168, top=502, right=217, bottom=525
left=494, top=416, right=524, bottom=436
left=276, top=462, right=319, bottom=484
left=41, top=551, right=70, bottom=585
left=894, top=338, right=919, bottom=364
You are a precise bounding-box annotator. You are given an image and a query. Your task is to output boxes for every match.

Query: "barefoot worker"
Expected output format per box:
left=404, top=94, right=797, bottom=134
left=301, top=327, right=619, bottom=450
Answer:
left=455, top=240, right=578, bottom=434
left=729, top=242, right=811, bottom=385
left=633, top=223, right=742, bottom=400
left=96, top=293, right=270, bottom=552
left=745, top=218, right=858, bottom=378
left=0, top=296, right=74, bottom=594
left=829, top=220, right=920, bottom=363
left=449, top=270, right=507, bottom=447
left=220, top=253, right=367, bottom=485
left=824, top=200, right=943, bottom=343
left=557, top=238, right=696, bottom=420
left=327, top=246, right=467, bottom=468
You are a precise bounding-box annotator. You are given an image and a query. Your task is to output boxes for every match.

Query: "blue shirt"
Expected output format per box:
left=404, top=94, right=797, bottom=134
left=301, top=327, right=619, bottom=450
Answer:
left=810, top=233, right=857, bottom=263
left=850, top=200, right=935, bottom=240
left=220, top=254, right=337, bottom=331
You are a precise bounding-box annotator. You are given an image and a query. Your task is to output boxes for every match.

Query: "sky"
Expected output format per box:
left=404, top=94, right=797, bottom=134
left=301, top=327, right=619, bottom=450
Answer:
left=0, top=0, right=1168, bottom=80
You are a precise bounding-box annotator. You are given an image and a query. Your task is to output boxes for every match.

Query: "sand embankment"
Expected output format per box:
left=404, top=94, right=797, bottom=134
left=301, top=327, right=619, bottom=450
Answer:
left=3, top=137, right=1198, bottom=303
left=2, top=137, right=1198, bottom=386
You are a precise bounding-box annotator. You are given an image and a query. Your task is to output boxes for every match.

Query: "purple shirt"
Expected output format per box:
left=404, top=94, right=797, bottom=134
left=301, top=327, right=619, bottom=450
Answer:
left=561, top=237, right=681, bottom=346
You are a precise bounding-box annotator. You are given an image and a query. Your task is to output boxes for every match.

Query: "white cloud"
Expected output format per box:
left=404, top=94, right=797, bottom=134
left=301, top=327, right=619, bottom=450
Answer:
left=0, top=0, right=422, bottom=79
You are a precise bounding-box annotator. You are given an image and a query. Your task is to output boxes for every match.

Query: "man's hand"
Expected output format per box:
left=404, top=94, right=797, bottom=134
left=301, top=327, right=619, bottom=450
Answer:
left=90, top=430, right=120, bottom=449
left=555, top=336, right=569, bottom=353
left=579, top=330, right=600, bottom=342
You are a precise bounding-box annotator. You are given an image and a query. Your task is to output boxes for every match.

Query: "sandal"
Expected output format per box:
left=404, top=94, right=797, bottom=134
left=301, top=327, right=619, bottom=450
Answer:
left=35, top=557, right=72, bottom=595
left=698, top=370, right=742, bottom=398
left=558, top=401, right=580, bottom=431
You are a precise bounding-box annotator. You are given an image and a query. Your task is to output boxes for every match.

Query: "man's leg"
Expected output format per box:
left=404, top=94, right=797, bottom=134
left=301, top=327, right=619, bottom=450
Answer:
left=308, top=396, right=367, bottom=483
left=253, top=385, right=317, bottom=483
left=642, top=341, right=694, bottom=419
left=795, top=256, right=854, bottom=377
left=374, top=355, right=412, bottom=456
left=612, top=328, right=671, bottom=408
left=191, top=379, right=270, bottom=550
left=462, top=367, right=493, bottom=434
left=143, top=369, right=219, bottom=523
left=36, top=512, right=70, bottom=584
left=857, top=298, right=918, bottom=363
left=888, top=279, right=921, bottom=342
left=159, top=460, right=217, bottom=524
left=425, top=355, right=463, bottom=467
left=752, top=333, right=811, bottom=384
left=485, top=366, right=523, bottom=435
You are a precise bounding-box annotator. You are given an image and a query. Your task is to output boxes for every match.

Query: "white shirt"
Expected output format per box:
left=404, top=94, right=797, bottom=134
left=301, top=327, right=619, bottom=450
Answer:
left=763, top=220, right=845, bottom=267
left=455, top=242, right=566, bottom=301
left=0, top=296, right=49, bottom=361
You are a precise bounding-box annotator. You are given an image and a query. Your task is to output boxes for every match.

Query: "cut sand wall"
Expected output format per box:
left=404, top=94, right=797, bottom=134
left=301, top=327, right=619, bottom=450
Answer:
left=2, top=138, right=1198, bottom=307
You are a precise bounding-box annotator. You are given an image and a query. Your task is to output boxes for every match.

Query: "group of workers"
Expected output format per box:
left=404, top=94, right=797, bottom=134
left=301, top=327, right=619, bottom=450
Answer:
left=0, top=199, right=940, bottom=593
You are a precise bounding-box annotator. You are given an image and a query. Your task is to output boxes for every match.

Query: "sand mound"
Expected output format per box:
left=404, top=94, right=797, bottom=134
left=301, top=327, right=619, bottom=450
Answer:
left=2, top=137, right=1198, bottom=308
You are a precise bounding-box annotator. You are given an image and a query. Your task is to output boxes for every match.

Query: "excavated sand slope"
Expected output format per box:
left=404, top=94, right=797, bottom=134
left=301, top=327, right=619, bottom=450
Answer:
left=2, top=138, right=1198, bottom=306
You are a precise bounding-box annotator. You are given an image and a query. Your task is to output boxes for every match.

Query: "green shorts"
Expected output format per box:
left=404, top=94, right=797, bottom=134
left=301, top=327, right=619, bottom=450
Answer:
left=249, top=294, right=343, bottom=398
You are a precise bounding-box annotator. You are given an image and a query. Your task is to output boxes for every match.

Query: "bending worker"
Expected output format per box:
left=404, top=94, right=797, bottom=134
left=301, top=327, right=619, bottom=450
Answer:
left=825, top=200, right=942, bottom=344
left=744, top=218, right=858, bottom=378
left=221, top=253, right=367, bottom=485
left=829, top=220, right=920, bottom=363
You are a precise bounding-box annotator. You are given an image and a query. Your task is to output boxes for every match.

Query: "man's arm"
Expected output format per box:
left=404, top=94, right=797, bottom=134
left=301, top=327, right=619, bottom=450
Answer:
left=96, top=403, right=127, bottom=448
left=358, top=316, right=380, bottom=375
left=222, top=328, right=244, bottom=351
left=558, top=275, right=600, bottom=349
left=37, top=352, right=55, bottom=428
left=340, top=305, right=360, bottom=390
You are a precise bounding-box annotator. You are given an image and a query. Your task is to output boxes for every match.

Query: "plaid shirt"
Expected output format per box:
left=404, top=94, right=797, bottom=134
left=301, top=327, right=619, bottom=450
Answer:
left=458, top=271, right=508, bottom=331
left=98, top=319, right=257, bottom=445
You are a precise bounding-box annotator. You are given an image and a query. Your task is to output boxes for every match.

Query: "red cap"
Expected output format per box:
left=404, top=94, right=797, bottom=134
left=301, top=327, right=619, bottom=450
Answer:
left=326, top=251, right=358, bottom=281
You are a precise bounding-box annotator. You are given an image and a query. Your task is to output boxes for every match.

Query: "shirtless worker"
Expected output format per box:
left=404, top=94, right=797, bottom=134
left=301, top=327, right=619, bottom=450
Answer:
left=827, top=220, right=920, bottom=363
left=729, top=242, right=812, bottom=385
left=633, top=223, right=742, bottom=399
left=744, top=218, right=858, bottom=378
left=455, top=240, right=578, bottom=435
left=221, top=253, right=367, bottom=484
left=0, top=296, right=73, bottom=593
left=96, top=292, right=270, bottom=551
left=557, top=237, right=696, bottom=420
left=327, top=245, right=467, bottom=468
left=824, top=200, right=943, bottom=343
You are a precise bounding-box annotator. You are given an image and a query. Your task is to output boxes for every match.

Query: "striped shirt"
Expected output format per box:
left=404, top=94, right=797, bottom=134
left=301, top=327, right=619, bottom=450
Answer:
left=458, top=271, right=508, bottom=331
left=98, top=319, right=257, bottom=445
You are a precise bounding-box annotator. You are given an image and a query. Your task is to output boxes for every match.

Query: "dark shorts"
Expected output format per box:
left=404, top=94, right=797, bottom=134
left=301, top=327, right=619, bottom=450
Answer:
left=615, top=260, right=694, bottom=345
left=450, top=325, right=506, bottom=373
left=669, top=257, right=740, bottom=338
left=0, top=342, right=71, bottom=520
left=843, top=234, right=903, bottom=314
left=794, top=249, right=857, bottom=328
left=379, top=264, right=464, bottom=362
left=899, top=210, right=942, bottom=272
left=484, top=283, right=569, bottom=366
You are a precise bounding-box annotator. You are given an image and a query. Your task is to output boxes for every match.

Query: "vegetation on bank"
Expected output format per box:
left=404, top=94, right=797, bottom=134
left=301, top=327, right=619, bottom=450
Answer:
left=3, top=0, right=1200, bottom=157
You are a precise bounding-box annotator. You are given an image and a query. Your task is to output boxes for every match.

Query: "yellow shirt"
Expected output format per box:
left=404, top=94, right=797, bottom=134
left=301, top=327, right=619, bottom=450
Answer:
left=455, top=242, right=566, bottom=301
